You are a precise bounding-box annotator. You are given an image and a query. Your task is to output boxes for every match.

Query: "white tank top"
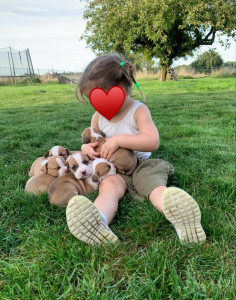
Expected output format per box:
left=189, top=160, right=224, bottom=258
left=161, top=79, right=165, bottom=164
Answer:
left=98, top=100, right=151, bottom=160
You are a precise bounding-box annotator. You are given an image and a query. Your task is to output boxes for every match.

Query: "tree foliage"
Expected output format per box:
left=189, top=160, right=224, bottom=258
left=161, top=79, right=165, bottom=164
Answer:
left=191, top=49, right=223, bottom=74
left=223, top=61, right=236, bottom=68
left=82, top=0, right=236, bottom=80
left=128, top=51, right=158, bottom=71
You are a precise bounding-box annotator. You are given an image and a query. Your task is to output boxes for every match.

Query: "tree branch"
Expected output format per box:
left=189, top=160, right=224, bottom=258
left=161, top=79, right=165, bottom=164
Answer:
left=194, top=27, right=216, bottom=48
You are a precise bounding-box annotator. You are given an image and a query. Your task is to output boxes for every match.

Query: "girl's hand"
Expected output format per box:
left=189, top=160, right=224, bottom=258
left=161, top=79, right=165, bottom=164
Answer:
left=81, top=142, right=100, bottom=160
left=100, top=137, right=119, bottom=160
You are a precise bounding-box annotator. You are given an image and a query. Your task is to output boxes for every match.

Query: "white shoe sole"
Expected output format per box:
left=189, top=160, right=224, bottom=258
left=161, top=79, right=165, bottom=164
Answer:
left=162, top=187, right=206, bottom=244
left=66, top=196, right=118, bottom=245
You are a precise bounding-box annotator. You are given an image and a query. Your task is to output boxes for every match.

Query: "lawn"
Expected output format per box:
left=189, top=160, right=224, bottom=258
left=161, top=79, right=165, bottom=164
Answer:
left=0, top=78, right=235, bottom=299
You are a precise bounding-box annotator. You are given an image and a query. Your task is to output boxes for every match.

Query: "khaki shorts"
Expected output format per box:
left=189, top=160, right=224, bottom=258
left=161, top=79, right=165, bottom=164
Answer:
left=120, top=158, right=174, bottom=202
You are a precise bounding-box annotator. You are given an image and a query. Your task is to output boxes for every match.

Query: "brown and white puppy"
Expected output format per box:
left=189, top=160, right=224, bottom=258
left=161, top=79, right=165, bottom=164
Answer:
left=48, top=174, right=97, bottom=207
left=25, top=156, right=69, bottom=195
left=82, top=127, right=137, bottom=175
left=48, top=158, right=116, bottom=207
left=91, top=158, right=116, bottom=183
left=29, top=156, right=45, bottom=177
left=40, top=156, right=69, bottom=177
left=25, top=174, right=56, bottom=195
left=67, top=151, right=92, bottom=180
left=44, top=145, right=71, bottom=160
left=29, top=145, right=71, bottom=177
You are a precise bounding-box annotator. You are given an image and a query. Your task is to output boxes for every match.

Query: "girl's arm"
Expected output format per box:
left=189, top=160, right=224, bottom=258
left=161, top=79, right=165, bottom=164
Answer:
left=100, top=105, right=160, bottom=160
left=91, top=111, right=100, bottom=129
left=117, top=105, right=159, bottom=151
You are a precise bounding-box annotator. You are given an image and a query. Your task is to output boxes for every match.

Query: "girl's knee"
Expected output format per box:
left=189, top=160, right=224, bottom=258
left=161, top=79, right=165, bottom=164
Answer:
left=99, top=174, right=127, bottom=197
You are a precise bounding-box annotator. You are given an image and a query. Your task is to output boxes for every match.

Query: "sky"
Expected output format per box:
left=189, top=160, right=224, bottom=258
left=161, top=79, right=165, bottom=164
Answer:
left=0, top=0, right=235, bottom=73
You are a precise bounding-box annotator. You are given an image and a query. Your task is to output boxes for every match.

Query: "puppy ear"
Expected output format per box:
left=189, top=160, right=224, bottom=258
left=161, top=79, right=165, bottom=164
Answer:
left=92, top=174, right=99, bottom=182
left=41, top=160, right=48, bottom=173
left=44, top=150, right=50, bottom=158
left=93, top=128, right=106, bottom=137
left=65, top=148, right=71, bottom=156
left=100, top=130, right=106, bottom=138
left=82, top=135, right=90, bottom=144
left=104, top=164, right=111, bottom=176
left=84, top=154, right=90, bottom=161
left=98, top=162, right=111, bottom=177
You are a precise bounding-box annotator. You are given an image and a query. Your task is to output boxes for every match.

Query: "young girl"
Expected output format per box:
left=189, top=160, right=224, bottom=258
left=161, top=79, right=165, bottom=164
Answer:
left=66, top=54, right=206, bottom=245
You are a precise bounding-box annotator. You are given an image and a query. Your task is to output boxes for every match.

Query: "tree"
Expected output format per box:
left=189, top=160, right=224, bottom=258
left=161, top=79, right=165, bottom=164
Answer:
left=82, top=0, right=235, bottom=81
left=191, top=50, right=223, bottom=74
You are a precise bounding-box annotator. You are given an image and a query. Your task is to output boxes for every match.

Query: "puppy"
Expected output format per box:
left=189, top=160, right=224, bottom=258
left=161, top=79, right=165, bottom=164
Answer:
left=40, top=156, right=69, bottom=177
left=82, top=127, right=137, bottom=175
left=25, top=156, right=69, bottom=195
left=25, top=174, right=56, bottom=196
left=67, top=151, right=92, bottom=180
left=48, top=158, right=116, bottom=207
left=44, top=145, right=71, bottom=160
left=29, top=156, right=45, bottom=177
left=29, top=145, right=71, bottom=176
left=91, top=158, right=116, bottom=183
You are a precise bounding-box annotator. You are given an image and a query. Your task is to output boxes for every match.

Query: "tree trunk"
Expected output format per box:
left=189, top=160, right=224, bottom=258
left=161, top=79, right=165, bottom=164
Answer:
left=159, top=67, right=167, bottom=81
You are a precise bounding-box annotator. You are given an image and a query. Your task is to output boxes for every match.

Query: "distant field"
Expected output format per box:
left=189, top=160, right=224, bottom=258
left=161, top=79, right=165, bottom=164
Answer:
left=0, top=78, right=235, bottom=299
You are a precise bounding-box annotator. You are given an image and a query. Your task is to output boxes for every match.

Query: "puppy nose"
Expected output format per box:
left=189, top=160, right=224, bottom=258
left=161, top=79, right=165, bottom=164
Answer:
left=82, top=171, right=86, bottom=175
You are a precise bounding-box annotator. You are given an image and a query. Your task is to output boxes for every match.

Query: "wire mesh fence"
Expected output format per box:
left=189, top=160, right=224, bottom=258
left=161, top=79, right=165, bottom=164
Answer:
left=0, top=47, right=81, bottom=85
left=0, top=47, right=34, bottom=78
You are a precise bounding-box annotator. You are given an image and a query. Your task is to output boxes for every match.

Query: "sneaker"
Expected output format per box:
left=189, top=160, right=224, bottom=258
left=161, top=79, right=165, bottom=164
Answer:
left=162, top=187, right=206, bottom=244
left=66, top=195, right=118, bottom=245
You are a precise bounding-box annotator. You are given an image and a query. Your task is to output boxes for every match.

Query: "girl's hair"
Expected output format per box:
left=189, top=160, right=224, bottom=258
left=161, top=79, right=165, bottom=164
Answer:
left=75, top=54, right=145, bottom=104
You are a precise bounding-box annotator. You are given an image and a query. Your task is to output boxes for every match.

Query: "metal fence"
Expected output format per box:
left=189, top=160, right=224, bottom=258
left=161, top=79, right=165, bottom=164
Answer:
left=0, top=48, right=81, bottom=85
left=0, top=47, right=34, bottom=82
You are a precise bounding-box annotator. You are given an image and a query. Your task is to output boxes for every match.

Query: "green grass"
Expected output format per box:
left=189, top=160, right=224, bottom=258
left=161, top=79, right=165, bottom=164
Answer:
left=0, top=78, right=235, bottom=299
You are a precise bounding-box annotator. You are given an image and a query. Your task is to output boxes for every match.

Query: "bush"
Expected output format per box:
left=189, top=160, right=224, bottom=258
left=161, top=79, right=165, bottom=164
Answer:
left=32, top=77, right=41, bottom=83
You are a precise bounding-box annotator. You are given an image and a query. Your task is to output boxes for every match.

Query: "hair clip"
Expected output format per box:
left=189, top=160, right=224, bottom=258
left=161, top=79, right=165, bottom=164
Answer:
left=135, top=82, right=140, bottom=90
left=120, top=62, right=125, bottom=67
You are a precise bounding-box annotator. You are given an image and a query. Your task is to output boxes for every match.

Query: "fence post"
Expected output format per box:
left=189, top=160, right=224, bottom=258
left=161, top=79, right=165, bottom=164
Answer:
left=9, top=47, right=16, bottom=85
left=27, top=49, right=35, bottom=77
left=7, top=51, right=14, bottom=85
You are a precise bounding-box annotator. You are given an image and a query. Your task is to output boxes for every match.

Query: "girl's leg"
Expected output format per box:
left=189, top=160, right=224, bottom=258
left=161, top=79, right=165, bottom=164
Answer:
left=148, top=185, right=167, bottom=212
left=94, top=175, right=127, bottom=224
left=149, top=186, right=206, bottom=244
left=66, top=175, right=127, bottom=245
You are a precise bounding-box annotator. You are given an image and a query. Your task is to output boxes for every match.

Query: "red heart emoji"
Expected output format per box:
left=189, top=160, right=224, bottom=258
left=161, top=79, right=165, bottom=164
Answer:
left=89, top=86, right=125, bottom=120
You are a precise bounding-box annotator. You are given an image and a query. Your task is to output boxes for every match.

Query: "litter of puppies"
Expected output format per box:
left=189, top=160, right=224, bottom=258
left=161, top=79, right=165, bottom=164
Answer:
left=25, top=128, right=136, bottom=207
